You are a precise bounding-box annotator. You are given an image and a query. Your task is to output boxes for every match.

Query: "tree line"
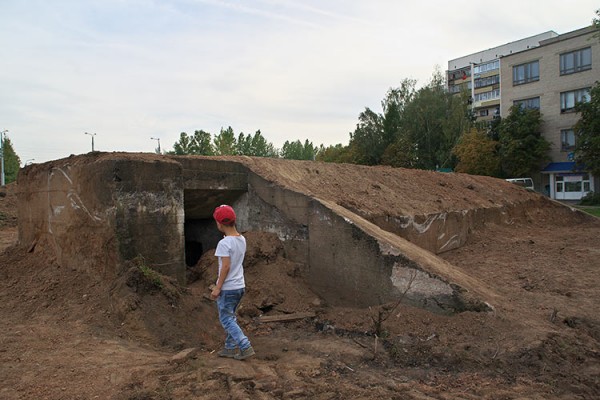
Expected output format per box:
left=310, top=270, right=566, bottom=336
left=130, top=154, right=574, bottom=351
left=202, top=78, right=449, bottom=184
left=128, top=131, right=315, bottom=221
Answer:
left=171, top=69, right=600, bottom=179
left=169, top=127, right=318, bottom=161
left=3, top=76, right=598, bottom=186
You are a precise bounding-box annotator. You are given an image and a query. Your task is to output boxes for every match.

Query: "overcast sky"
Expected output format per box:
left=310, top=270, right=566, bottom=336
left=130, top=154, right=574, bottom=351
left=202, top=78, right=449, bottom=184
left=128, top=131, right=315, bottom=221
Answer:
left=1, top=1, right=598, bottom=164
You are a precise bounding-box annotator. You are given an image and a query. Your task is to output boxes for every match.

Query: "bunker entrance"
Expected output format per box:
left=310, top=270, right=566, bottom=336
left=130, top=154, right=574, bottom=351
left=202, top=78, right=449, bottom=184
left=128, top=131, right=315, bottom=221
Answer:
left=183, top=189, right=245, bottom=267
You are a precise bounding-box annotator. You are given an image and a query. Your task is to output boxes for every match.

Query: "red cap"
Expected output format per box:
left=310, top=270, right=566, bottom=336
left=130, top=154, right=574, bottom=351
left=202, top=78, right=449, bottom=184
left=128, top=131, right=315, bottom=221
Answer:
left=213, top=205, right=236, bottom=225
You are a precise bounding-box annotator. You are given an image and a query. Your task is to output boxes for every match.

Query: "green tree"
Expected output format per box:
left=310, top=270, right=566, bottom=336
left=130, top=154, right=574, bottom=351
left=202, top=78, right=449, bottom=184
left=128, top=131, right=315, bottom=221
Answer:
left=401, top=70, right=470, bottom=170
left=213, top=126, right=237, bottom=155
left=252, top=131, right=278, bottom=157
left=349, top=79, right=416, bottom=166
left=381, top=80, right=416, bottom=146
left=453, top=128, right=501, bottom=176
left=2, top=136, right=21, bottom=184
left=236, top=130, right=278, bottom=157
left=172, top=132, right=195, bottom=155
left=301, top=139, right=317, bottom=160
left=348, top=108, right=385, bottom=165
left=281, top=139, right=317, bottom=160
left=192, top=130, right=214, bottom=155
left=171, top=130, right=214, bottom=155
left=237, top=132, right=252, bottom=155
left=381, top=135, right=418, bottom=168
left=316, top=143, right=353, bottom=163
left=498, top=105, right=550, bottom=177
left=574, top=82, right=600, bottom=176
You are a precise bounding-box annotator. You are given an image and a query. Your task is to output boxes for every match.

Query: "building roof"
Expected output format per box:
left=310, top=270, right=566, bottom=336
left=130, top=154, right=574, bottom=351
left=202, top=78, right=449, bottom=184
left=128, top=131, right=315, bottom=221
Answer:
left=500, top=26, right=598, bottom=59
left=541, top=162, right=586, bottom=173
left=447, top=31, right=558, bottom=71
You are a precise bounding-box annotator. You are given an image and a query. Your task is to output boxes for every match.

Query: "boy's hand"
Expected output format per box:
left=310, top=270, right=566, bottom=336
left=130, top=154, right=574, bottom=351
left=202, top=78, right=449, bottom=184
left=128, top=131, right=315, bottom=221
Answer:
left=210, top=287, right=221, bottom=300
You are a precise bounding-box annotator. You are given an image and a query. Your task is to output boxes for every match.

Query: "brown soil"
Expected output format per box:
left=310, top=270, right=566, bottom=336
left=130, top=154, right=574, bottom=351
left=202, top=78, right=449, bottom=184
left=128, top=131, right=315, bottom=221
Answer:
left=2, top=159, right=600, bottom=400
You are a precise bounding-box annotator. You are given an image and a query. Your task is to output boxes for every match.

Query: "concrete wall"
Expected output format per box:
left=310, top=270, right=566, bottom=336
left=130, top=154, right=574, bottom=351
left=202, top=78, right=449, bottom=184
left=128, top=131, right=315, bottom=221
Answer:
left=112, top=158, right=185, bottom=282
left=370, top=198, right=545, bottom=254
left=17, top=154, right=507, bottom=314
left=17, top=155, right=186, bottom=282
left=18, top=158, right=118, bottom=277
left=238, top=172, right=310, bottom=263
left=308, top=200, right=396, bottom=307
left=306, top=200, right=493, bottom=313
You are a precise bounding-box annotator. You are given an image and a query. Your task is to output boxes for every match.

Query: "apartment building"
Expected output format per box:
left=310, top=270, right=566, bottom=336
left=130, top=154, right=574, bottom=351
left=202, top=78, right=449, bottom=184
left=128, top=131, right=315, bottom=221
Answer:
left=447, top=32, right=558, bottom=122
left=500, top=26, right=599, bottom=201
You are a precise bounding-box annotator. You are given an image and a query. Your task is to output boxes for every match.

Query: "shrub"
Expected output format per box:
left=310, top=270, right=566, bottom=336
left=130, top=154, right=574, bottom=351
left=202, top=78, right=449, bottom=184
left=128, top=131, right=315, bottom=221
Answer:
left=580, top=191, right=600, bottom=206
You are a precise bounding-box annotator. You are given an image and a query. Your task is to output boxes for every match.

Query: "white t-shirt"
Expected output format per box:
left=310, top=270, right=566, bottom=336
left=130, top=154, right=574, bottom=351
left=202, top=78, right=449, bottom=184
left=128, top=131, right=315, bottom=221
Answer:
left=214, top=235, right=246, bottom=290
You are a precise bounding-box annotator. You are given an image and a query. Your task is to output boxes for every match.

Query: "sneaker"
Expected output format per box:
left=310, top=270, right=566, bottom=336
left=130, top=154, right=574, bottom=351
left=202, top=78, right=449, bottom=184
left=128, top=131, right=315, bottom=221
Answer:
left=217, top=348, right=237, bottom=358
left=234, top=346, right=255, bottom=360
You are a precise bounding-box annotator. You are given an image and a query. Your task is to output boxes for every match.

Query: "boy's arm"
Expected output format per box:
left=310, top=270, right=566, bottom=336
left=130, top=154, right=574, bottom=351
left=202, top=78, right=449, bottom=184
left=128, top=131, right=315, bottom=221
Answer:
left=211, top=256, right=231, bottom=299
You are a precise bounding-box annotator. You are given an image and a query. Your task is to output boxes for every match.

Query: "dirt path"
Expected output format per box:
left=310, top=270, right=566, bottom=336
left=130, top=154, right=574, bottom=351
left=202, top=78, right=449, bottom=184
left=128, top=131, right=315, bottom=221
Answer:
left=2, top=175, right=600, bottom=399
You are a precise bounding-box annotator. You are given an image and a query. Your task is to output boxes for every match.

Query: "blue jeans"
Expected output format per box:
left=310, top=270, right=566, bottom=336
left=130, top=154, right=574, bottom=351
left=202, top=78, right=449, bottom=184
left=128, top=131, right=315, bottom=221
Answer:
left=216, top=288, right=251, bottom=350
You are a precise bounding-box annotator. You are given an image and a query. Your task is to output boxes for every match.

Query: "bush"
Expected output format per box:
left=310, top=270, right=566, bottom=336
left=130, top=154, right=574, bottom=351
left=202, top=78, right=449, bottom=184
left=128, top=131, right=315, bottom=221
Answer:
left=580, top=191, right=600, bottom=206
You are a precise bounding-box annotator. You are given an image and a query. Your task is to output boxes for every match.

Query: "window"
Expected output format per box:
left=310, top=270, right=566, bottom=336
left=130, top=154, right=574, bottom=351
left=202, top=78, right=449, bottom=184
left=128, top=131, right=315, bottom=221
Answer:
left=474, top=89, right=500, bottom=102
left=513, top=61, right=539, bottom=85
left=479, top=109, right=489, bottom=117
left=561, top=129, right=575, bottom=151
left=448, top=68, right=471, bottom=82
left=560, top=88, right=590, bottom=113
left=474, top=75, right=500, bottom=88
left=514, top=97, right=540, bottom=110
left=556, top=176, right=564, bottom=193
left=556, top=174, right=590, bottom=195
left=474, top=60, right=500, bottom=74
left=560, top=47, right=592, bottom=75
left=565, top=181, right=582, bottom=192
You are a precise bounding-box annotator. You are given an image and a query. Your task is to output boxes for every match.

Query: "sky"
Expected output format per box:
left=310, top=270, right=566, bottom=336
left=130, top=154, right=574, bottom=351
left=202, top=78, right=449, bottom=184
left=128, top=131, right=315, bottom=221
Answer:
left=1, top=0, right=598, bottom=164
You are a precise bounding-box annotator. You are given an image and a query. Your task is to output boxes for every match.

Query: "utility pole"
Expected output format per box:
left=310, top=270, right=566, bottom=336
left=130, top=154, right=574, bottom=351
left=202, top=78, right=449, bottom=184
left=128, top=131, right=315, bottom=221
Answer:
left=0, top=130, right=7, bottom=186
left=151, top=137, right=161, bottom=154
left=85, top=132, right=96, bottom=152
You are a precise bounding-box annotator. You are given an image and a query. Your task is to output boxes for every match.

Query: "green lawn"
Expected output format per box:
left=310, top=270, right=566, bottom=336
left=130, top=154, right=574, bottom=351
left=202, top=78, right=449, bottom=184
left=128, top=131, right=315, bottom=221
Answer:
left=575, top=206, right=600, bottom=218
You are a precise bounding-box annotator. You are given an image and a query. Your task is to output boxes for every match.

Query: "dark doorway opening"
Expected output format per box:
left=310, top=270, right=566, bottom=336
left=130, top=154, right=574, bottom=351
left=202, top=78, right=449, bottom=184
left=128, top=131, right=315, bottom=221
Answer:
left=184, top=219, right=221, bottom=267
left=182, top=188, right=246, bottom=269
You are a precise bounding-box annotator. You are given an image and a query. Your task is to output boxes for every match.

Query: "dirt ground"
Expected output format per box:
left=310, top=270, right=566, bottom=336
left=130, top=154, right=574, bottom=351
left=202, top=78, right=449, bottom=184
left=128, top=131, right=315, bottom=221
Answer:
left=1, top=160, right=600, bottom=399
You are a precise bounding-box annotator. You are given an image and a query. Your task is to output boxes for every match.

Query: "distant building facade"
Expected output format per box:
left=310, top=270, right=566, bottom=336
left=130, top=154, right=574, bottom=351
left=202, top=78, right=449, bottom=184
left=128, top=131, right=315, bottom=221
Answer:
left=448, top=27, right=599, bottom=201
left=500, top=26, right=598, bottom=201
left=447, top=32, right=558, bottom=122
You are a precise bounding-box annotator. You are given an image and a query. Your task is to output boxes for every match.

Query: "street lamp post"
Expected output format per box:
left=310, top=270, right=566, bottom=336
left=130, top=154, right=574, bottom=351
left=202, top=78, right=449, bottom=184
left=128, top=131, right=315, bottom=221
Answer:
left=0, top=130, right=8, bottom=187
left=151, top=137, right=161, bottom=154
left=85, top=132, right=97, bottom=152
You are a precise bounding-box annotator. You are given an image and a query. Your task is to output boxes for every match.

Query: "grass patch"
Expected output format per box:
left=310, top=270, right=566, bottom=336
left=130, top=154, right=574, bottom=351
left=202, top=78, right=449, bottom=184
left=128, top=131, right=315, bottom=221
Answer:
left=133, top=255, right=164, bottom=288
left=575, top=206, right=600, bottom=218
left=139, top=264, right=164, bottom=288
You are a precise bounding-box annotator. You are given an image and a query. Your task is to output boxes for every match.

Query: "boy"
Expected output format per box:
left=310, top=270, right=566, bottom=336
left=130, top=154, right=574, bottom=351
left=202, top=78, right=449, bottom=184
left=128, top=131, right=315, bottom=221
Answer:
left=210, top=204, right=255, bottom=360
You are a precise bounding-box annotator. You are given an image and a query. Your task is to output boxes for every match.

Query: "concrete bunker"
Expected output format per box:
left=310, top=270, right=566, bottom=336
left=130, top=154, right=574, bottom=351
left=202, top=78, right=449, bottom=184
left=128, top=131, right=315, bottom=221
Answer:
left=17, top=153, right=552, bottom=315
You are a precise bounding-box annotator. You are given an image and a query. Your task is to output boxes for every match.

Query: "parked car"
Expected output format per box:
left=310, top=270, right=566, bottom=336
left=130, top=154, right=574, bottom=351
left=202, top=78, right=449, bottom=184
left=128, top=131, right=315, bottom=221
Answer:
left=506, top=178, right=534, bottom=191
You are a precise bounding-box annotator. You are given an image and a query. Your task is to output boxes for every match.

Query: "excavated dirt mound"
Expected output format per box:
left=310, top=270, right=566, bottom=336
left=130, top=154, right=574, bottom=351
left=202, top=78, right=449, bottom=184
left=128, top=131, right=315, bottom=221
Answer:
left=191, top=155, right=544, bottom=217
left=2, top=160, right=600, bottom=399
